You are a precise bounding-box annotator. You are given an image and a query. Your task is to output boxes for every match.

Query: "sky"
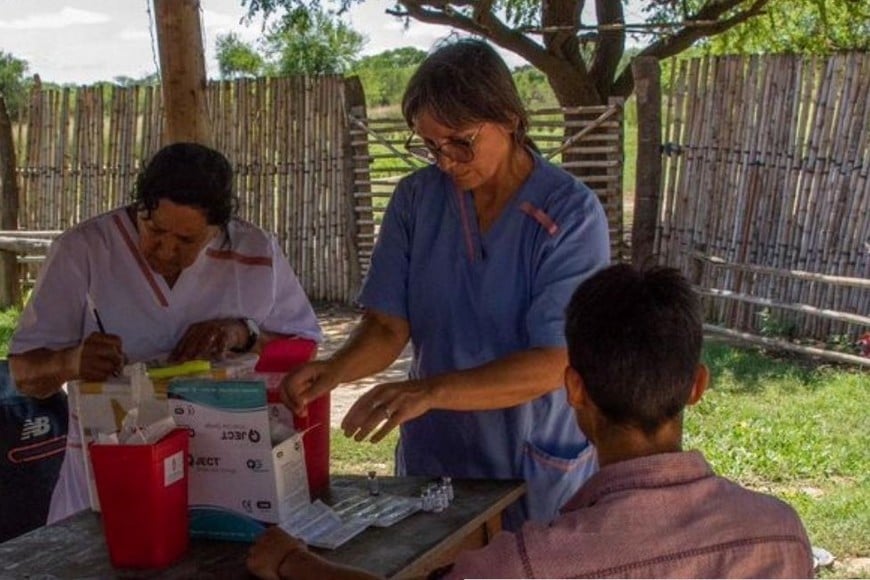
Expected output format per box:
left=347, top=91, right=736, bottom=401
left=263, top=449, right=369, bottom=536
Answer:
left=0, top=0, right=483, bottom=84
left=0, top=1, right=649, bottom=85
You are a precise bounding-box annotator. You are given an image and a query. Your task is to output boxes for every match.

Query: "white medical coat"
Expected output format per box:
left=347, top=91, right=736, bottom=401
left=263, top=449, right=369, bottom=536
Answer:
left=10, top=207, right=322, bottom=523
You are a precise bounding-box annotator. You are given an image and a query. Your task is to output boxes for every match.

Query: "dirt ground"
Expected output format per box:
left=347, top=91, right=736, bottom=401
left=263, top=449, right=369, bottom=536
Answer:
left=312, top=303, right=411, bottom=427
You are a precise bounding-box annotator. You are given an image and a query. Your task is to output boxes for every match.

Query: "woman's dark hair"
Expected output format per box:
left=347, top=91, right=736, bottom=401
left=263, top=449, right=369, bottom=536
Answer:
left=133, top=142, right=237, bottom=229
left=565, top=264, right=703, bottom=434
left=402, top=38, right=533, bottom=149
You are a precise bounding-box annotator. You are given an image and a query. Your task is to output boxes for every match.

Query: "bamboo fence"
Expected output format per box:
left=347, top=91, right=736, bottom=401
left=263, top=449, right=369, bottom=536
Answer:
left=348, top=100, right=626, bottom=279
left=659, top=54, right=870, bottom=346
left=12, top=78, right=624, bottom=304
left=12, top=76, right=357, bottom=302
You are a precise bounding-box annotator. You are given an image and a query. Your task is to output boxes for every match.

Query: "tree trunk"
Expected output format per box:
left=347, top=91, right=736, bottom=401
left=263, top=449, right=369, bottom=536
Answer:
left=538, top=59, right=606, bottom=181
left=546, top=66, right=605, bottom=108
left=154, top=0, right=212, bottom=146
left=631, top=57, right=662, bottom=268
left=0, top=97, right=20, bottom=307
left=540, top=0, right=603, bottom=109
left=342, top=76, right=366, bottom=298
left=536, top=43, right=619, bottom=258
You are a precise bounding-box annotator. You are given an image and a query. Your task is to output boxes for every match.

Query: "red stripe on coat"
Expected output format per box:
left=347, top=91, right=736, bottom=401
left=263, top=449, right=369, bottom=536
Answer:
left=205, top=248, right=273, bottom=267
left=519, top=202, right=560, bottom=236
left=112, top=214, right=169, bottom=307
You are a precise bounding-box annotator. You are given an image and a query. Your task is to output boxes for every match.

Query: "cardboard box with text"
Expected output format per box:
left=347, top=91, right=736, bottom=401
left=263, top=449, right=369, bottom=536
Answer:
left=167, top=379, right=310, bottom=542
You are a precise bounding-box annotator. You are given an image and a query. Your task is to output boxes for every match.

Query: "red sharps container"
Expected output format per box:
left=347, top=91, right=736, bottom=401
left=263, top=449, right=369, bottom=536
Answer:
left=90, top=427, right=189, bottom=569
left=256, top=337, right=330, bottom=499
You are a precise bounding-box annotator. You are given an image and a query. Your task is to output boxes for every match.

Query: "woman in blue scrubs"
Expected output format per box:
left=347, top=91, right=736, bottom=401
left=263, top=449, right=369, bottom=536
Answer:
left=281, top=38, right=610, bottom=528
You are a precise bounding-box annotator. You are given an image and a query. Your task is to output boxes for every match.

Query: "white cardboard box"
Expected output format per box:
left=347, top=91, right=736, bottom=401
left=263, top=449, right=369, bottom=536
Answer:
left=167, top=379, right=310, bottom=542
left=70, top=359, right=257, bottom=512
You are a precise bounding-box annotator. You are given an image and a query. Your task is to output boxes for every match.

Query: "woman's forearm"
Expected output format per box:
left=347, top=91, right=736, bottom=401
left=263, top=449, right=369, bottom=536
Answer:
left=9, top=347, right=79, bottom=398
left=328, top=310, right=410, bottom=385
left=428, top=347, right=568, bottom=411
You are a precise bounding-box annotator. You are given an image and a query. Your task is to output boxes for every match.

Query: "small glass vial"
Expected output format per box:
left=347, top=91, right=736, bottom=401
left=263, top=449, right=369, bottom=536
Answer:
left=420, top=488, right=433, bottom=512
left=441, top=476, right=454, bottom=502
left=367, top=470, right=380, bottom=496
left=432, top=486, right=446, bottom=513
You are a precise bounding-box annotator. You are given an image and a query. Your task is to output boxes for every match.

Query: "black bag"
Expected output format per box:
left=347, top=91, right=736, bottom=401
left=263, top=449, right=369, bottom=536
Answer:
left=0, top=360, right=68, bottom=542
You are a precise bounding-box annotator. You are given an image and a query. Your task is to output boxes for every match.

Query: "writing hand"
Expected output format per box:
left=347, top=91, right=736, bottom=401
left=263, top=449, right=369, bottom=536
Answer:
left=77, top=332, right=124, bottom=381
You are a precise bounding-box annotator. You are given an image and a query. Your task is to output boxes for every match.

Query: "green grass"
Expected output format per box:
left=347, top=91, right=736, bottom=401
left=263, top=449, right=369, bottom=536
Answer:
left=0, top=307, right=20, bottom=358
left=692, top=341, right=870, bottom=562
left=330, top=428, right=398, bottom=476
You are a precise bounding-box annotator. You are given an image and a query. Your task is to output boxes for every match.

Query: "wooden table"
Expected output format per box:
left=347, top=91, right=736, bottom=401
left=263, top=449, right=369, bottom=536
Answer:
left=0, top=475, right=525, bottom=579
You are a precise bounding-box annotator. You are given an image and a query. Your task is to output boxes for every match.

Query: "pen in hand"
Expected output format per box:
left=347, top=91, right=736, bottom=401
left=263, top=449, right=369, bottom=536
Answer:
left=86, top=293, right=107, bottom=334
left=86, top=292, right=125, bottom=374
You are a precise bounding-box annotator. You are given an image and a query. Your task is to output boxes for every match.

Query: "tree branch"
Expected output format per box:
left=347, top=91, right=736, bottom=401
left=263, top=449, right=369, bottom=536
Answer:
left=611, top=0, right=770, bottom=97
left=391, top=1, right=599, bottom=106
left=392, top=1, right=561, bottom=73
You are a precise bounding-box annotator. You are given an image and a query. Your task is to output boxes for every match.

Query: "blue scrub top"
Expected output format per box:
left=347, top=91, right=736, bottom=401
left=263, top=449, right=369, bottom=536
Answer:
left=357, top=153, right=610, bottom=527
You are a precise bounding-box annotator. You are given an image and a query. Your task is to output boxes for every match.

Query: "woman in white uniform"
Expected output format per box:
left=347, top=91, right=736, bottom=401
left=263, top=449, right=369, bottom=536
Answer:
left=9, top=142, right=322, bottom=523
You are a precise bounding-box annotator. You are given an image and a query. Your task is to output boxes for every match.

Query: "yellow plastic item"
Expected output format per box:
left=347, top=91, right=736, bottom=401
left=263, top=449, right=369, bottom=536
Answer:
left=146, top=360, right=212, bottom=380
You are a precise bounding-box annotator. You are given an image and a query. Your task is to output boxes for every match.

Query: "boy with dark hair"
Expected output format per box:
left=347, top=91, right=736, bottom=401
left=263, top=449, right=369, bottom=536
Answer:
left=248, top=264, right=813, bottom=579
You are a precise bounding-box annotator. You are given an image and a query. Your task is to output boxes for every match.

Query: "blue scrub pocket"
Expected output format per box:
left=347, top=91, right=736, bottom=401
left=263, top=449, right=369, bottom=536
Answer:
left=520, top=440, right=597, bottom=524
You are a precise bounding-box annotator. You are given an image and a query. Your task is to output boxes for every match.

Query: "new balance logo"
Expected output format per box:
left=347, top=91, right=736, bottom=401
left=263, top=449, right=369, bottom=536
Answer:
left=20, top=416, right=51, bottom=440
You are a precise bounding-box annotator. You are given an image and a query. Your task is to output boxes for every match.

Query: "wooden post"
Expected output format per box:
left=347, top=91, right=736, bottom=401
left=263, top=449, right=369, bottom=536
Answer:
left=153, top=0, right=212, bottom=146
left=689, top=243, right=707, bottom=287
left=342, top=76, right=366, bottom=301
left=631, top=57, right=662, bottom=268
left=0, top=96, right=20, bottom=308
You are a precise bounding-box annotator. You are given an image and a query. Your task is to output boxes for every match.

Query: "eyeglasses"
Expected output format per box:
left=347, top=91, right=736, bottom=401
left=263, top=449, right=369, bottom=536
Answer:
left=404, top=125, right=484, bottom=164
